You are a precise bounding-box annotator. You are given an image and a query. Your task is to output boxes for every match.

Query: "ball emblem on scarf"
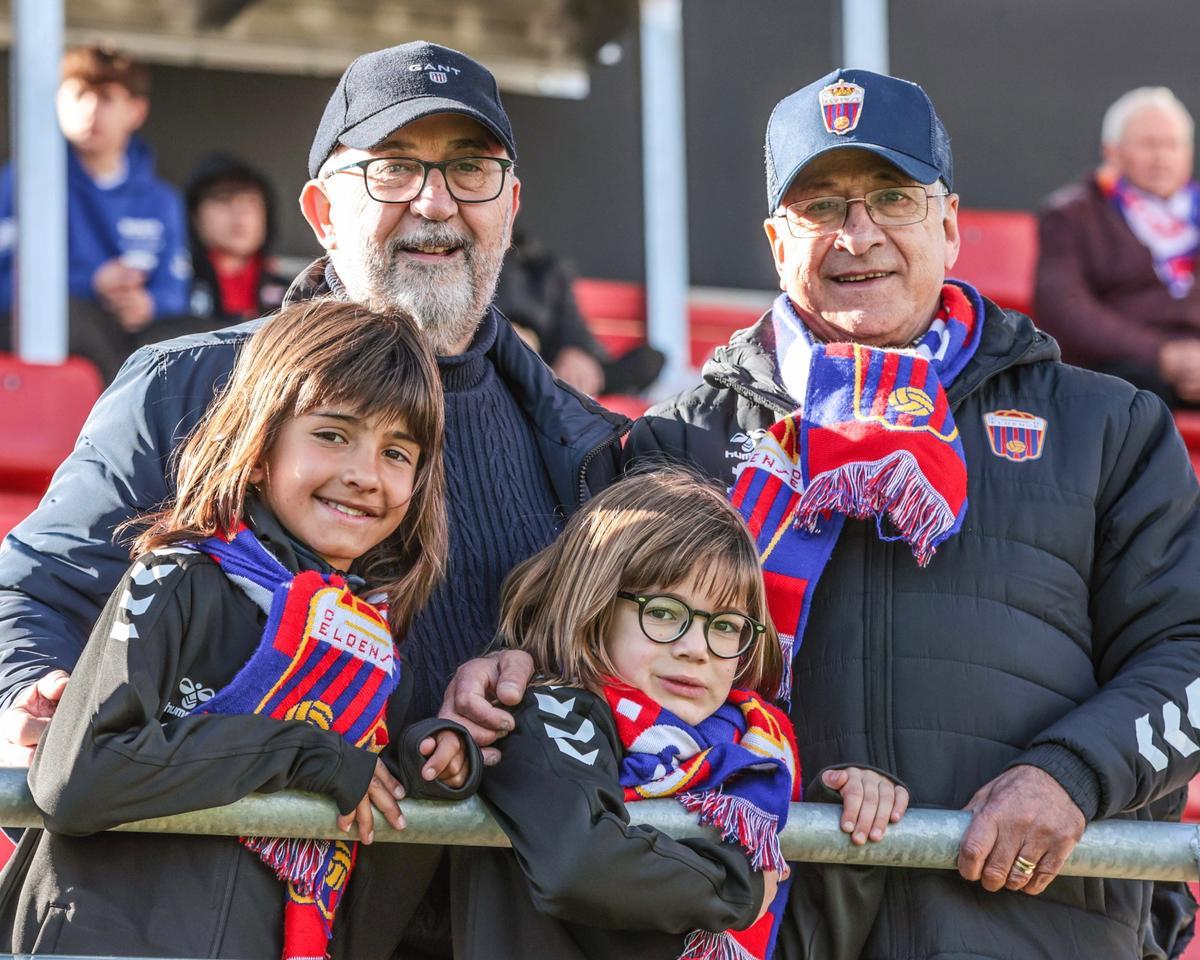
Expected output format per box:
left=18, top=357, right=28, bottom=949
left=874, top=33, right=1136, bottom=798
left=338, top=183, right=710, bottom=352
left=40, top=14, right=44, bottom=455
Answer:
left=889, top=386, right=934, bottom=416
left=287, top=699, right=334, bottom=730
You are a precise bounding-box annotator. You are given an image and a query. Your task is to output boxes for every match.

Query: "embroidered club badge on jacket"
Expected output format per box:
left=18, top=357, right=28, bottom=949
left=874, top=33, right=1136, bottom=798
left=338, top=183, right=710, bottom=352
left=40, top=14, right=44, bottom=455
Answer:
left=819, top=80, right=865, bottom=134
left=983, top=409, right=1048, bottom=462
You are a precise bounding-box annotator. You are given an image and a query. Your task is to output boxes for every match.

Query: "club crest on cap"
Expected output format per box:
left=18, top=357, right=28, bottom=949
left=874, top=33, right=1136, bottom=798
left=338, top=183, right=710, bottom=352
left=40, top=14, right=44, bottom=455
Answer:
left=819, top=80, right=865, bottom=135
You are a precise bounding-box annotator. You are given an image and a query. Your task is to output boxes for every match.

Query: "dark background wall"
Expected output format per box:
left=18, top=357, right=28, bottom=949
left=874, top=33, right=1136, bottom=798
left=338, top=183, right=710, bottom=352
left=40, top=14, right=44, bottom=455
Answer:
left=3, top=0, right=1200, bottom=291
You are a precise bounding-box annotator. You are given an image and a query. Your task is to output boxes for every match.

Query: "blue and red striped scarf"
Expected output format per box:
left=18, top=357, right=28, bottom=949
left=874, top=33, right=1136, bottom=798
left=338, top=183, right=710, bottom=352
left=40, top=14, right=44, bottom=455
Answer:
left=603, top=681, right=801, bottom=960
left=187, top=524, right=399, bottom=960
left=1102, top=169, right=1200, bottom=299
left=733, top=282, right=983, bottom=702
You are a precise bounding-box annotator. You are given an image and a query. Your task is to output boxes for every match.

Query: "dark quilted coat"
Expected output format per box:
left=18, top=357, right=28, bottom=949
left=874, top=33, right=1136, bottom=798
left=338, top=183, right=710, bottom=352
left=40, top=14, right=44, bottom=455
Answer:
left=624, top=295, right=1200, bottom=959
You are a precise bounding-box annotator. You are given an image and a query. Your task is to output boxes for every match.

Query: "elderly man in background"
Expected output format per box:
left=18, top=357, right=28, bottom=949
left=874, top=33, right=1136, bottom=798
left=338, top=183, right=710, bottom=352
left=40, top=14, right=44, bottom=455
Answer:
left=622, top=69, right=1200, bottom=959
left=1036, top=86, right=1200, bottom=407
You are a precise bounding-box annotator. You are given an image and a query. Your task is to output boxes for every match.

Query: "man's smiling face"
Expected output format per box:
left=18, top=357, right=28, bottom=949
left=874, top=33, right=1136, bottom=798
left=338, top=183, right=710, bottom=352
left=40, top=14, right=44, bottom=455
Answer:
left=763, top=149, right=960, bottom=347
left=306, top=113, right=519, bottom=355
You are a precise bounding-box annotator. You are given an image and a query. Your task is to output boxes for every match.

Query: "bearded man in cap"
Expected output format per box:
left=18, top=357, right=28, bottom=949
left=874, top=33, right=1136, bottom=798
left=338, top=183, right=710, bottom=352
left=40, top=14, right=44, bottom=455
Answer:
left=616, top=70, right=1200, bottom=958
left=0, top=41, right=623, bottom=955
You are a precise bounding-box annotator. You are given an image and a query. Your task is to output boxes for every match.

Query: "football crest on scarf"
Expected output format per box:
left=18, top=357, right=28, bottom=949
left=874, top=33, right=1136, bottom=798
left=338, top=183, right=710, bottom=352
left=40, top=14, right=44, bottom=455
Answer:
left=819, top=79, right=865, bottom=134
left=983, top=409, right=1047, bottom=462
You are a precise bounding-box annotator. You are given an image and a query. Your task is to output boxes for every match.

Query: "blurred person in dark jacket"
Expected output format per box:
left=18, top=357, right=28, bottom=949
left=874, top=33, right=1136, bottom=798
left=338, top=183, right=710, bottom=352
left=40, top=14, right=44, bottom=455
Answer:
left=185, top=154, right=287, bottom=324
left=496, top=228, right=664, bottom=396
left=1036, top=86, right=1200, bottom=407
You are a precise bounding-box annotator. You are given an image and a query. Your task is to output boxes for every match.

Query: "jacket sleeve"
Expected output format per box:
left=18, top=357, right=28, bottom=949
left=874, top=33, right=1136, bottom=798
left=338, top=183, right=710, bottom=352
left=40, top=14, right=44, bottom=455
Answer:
left=1034, top=202, right=1167, bottom=369
left=483, top=686, right=763, bottom=933
left=0, top=338, right=239, bottom=711
left=146, top=186, right=190, bottom=319
left=1014, top=389, right=1200, bottom=819
left=29, top=554, right=377, bottom=836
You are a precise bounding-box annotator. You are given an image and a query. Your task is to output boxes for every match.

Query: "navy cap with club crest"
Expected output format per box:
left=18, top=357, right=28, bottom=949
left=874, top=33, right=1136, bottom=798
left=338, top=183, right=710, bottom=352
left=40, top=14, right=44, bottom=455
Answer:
left=309, top=41, right=516, bottom=179
left=764, top=68, right=953, bottom=211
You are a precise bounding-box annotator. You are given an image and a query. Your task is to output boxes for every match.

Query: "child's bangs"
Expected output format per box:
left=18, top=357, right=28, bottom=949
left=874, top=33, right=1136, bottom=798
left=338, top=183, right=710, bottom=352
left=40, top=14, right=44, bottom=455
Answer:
left=619, top=517, right=762, bottom=615
left=292, top=341, right=441, bottom=447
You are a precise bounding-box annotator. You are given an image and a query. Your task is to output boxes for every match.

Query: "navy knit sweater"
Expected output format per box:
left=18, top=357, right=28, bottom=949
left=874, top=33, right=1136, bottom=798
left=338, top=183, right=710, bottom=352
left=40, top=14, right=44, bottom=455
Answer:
left=402, top=309, right=563, bottom=719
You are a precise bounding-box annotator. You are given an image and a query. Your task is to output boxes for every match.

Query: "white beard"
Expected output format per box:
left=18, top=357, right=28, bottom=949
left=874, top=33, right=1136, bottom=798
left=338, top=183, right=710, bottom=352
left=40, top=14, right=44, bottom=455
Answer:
left=336, top=217, right=510, bottom=356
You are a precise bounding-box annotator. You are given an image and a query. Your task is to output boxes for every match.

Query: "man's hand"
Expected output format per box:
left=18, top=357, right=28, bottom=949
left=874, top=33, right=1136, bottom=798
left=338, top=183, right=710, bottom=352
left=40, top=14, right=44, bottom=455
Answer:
left=336, top=758, right=406, bottom=844
left=552, top=346, right=605, bottom=397
left=1159, top=339, right=1200, bottom=402
left=957, top=764, right=1085, bottom=895
left=438, top=649, right=534, bottom=765
left=0, top=670, right=70, bottom=766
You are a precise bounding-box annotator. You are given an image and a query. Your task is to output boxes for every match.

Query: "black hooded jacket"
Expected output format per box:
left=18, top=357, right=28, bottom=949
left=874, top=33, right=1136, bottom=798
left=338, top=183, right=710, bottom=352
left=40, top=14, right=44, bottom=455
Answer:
left=625, top=297, right=1200, bottom=959
left=0, top=501, right=480, bottom=958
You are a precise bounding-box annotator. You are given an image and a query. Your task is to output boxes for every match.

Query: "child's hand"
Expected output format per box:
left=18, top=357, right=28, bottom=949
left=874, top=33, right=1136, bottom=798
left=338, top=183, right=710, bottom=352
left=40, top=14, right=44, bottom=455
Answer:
left=419, top=728, right=469, bottom=788
left=336, top=758, right=406, bottom=844
left=752, top=866, right=791, bottom=925
left=822, top=767, right=910, bottom=846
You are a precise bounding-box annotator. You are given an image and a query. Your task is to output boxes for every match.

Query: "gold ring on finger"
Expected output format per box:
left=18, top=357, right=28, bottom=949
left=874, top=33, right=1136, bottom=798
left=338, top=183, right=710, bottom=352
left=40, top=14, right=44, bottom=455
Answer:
left=1013, top=855, right=1037, bottom=877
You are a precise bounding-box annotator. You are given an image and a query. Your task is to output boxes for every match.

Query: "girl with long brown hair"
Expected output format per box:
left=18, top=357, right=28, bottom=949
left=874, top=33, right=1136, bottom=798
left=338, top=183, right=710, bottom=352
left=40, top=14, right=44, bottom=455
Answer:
left=8, top=300, right=477, bottom=960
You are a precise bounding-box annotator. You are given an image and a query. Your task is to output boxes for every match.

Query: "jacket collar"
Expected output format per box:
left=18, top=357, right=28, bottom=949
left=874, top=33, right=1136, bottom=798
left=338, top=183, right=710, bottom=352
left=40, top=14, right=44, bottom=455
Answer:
left=281, top=256, right=630, bottom=510
left=701, top=295, right=1059, bottom=413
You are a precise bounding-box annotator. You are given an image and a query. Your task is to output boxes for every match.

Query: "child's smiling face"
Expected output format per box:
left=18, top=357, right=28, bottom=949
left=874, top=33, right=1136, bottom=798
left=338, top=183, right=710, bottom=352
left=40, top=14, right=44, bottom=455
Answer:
left=251, top=408, right=421, bottom=570
left=604, top=571, right=747, bottom=725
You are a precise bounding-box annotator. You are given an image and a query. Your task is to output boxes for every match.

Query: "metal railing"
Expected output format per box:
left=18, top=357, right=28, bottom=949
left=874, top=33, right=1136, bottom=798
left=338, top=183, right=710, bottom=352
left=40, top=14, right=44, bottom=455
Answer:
left=1, top=769, right=1196, bottom=882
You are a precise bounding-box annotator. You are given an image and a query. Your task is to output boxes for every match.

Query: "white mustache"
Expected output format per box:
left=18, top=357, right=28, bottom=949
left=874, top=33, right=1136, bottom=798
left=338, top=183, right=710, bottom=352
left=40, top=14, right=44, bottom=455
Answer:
left=390, top=225, right=473, bottom=257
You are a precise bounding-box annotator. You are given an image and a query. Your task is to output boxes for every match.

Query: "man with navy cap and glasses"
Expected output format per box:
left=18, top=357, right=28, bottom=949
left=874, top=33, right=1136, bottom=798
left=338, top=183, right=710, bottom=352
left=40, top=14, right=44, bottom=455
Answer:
left=623, top=69, right=1200, bottom=958
left=0, top=40, right=624, bottom=953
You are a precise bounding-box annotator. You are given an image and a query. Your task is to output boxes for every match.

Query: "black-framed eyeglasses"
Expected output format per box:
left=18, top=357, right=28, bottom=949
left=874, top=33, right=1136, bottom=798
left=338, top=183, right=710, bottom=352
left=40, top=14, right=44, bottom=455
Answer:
left=773, top=185, right=950, bottom=237
left=617, top=591, right=765, bottom=660
left=325, top=156, right=515, bottom=204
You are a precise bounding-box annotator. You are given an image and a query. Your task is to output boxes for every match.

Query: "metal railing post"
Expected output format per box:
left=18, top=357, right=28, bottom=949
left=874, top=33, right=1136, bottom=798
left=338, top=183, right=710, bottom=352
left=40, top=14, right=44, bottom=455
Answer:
left=11, top=0, right=68, bottom=364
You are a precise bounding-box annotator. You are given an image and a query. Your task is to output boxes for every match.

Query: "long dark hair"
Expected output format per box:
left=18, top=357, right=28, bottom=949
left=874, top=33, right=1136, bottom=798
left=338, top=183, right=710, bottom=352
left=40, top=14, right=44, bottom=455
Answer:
left=127, top=298, right=448, bottom=638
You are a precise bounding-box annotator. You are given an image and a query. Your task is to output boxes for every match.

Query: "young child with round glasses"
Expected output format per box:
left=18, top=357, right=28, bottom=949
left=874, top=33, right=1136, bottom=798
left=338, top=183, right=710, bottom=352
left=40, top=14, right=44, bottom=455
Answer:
left=455, top=469, right=908, bottom=960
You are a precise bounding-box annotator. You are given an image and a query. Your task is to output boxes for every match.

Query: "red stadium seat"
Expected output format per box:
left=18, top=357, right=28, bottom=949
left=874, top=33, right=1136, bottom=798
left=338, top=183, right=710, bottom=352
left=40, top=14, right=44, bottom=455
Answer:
left=573, top=278, right=765, bottom=371
left=572, top=278, right=648, bottom=357
left=0, top=490, right=41, bottom=539
left=595, top=394, right=651, bottom=420
left=951, top=209, right=1038, bottom=317
left=0, top=355, right=103, bottom=494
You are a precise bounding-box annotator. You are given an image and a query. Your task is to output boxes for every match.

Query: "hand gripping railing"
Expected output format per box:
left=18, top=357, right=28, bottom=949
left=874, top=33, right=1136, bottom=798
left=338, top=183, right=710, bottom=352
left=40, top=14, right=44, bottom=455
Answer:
left=0, top=768, right=1195, bottom=881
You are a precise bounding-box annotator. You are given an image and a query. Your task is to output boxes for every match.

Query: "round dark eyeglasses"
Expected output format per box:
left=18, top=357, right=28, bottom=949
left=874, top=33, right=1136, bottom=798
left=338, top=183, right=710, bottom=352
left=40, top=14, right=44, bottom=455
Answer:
left=325, top=156, right=514, bottom=204
left=617, top=591, right=764, bottom=659
left=774, top=185, right=950, bottom=237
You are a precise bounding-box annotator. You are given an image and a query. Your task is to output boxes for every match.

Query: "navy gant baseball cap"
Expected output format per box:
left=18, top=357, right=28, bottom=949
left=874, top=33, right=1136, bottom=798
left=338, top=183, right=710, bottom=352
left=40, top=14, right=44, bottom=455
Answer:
left=308, top=41, right=517, bottom=179
left=765, top=68, right=952, bottom=211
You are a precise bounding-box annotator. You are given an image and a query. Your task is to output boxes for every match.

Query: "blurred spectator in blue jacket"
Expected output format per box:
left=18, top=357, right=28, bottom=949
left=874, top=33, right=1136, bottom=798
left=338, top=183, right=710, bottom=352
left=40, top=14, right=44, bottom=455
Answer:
left=0, top=46, right=189, bottom=381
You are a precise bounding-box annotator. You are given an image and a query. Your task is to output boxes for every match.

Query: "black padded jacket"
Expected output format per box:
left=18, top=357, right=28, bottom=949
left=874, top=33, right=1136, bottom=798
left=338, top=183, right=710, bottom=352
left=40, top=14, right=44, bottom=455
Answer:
left=624, top=298, right=1200, bottom=959
left=452, top=685, right=765, bottom=960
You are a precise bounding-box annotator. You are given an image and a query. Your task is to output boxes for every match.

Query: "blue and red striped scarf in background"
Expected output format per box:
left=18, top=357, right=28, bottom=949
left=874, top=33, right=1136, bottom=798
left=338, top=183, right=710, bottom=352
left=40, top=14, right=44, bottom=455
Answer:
left=732, top=282, right=983, bottom=703
left=603, top=681, right=801, bottom=960
left=1101, top=169, right=1200, bottom=299
left=187, top=525, right=400, bottom=960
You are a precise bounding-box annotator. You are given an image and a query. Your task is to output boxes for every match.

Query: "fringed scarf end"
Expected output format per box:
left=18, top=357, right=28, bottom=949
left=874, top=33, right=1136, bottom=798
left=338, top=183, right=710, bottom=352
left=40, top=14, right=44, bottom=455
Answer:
left=680, top=791, right=787, bottom=872
left=243, top=835, right=328, bottom=895
left=680, top=929, right=760, bottom=960
left=794, top=451, right=958, bottom=565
